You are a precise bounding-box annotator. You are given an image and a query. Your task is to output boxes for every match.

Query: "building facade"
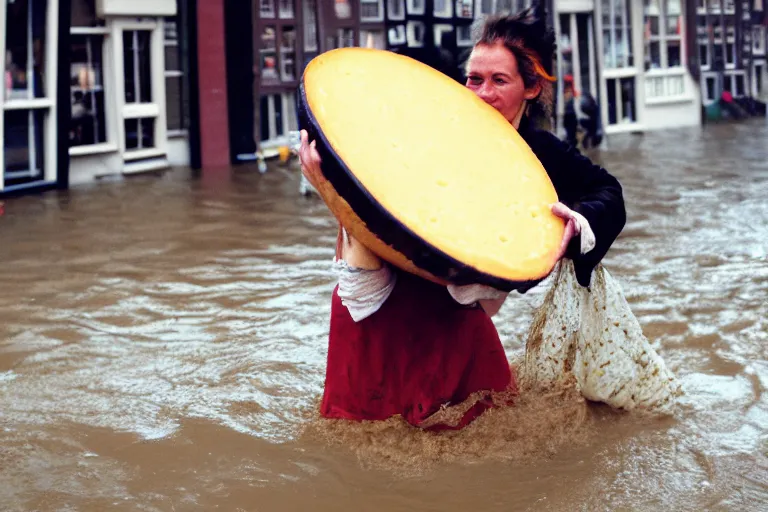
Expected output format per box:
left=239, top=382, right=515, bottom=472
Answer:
left=694, top=0, right=767, bottom=110
left=0, top=0, right=210, bottom=197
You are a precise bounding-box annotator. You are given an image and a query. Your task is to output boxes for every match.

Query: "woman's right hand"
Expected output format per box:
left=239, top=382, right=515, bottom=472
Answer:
left=299, top=129, right=323, bottom=189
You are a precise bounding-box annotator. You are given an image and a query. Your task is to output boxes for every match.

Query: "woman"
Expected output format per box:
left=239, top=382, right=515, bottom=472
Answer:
left=299, top=8, right=626, bottom=430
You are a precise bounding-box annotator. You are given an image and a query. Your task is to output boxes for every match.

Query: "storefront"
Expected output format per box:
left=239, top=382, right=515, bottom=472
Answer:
left=554, top=0, right=701, bottom=137
left=66, top=0, right=191, bottom=184
left=1, top=0, right=69, bottom=195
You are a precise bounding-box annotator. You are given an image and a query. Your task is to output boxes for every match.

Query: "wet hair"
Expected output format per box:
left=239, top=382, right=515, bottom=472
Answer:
left=468, top=4, right=557, bottom=124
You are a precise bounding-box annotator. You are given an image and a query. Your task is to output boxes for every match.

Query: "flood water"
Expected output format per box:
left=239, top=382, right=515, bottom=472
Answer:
left=1, top=119, right=767, bottom=511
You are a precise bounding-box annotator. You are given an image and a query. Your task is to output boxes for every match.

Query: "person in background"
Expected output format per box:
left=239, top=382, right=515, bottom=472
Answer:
left=563, top=74, right=603, bottom=149
left=298, top=6, right=625, bottom=431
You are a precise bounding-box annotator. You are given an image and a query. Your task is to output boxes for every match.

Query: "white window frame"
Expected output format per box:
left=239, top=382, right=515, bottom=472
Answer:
left=360, top=29, right=385, bottom=49
left=260, top=91, right=297, bottom=143
left=163, top=17, right=187, bottom=138
left=701, top=71, right=719, bottom=104
left=475, top=0, right=495, bottom=18
left=360, top=0, right=384, bottom=22
left=407, top=20, right=425, bottom=47
left=754, top=25, right=766, bottom=55
left=752, top=60, right=766, bottom=98
left=303, top=0, right=318, bottom=52
left=388, top=0, right=405, bottom=20
left=433, top=0, right=452, bottom=18
left=724, top=69, right=746, bottom=97
left=699, top=37, right=711, bottom=71
left=455, top=0, right=472, bottom=18
left=388, top=24, right=406, bottom=45
left=111, top=18, right=168, bottom=165
left=68, top=25, right=118, bottom=156
left=601, top=0, right=634, bottom=71
left=457, top=24, right=473, bottom=47
left=643, top=0, right=685, bottom=71
left=406, top=0, right=425, bottom=15
left=0, top=0, right=60, bottom=191
left=434, top=23, right=453, bottom=48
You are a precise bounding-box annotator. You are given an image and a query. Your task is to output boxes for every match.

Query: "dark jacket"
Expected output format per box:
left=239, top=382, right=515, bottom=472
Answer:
left=517, top=115, right=627, bottom=289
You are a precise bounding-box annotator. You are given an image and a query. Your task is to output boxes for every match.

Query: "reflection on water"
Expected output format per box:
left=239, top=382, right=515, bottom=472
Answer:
left=1, top=120, right=767, bottom=511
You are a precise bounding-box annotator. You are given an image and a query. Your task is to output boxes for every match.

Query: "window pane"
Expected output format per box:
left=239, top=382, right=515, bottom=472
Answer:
left=303, top=0, right=318, bottom=51
left=3, top=109, right=45, bottom=184
left=699, top=43, right=709, bottom=67
left=260, top=26, right=278, bottom=84
left=165, top=76, right=182, bottom=131
left=4, top=0, right=47, bottom=100
left=71, top=0, right=101, bottom=27
left=335, top=0, right=352, bottom=19
left=667, top=40, right=681, bottom=67
left=648, top=41, right=661, bottom=69
left=124, top=118, right=155, bottom=150
left=735, top=74, right=744, bottom=96
left=123, top=31, right=153, bottom=103
left=70, top=35, right=107, bottom=146
left=164, top=45, right=180, bottom=72
left=260, top=0, right=275, bottom=18
left=280, top=26, right=297, bottom=81
left=278, top=0, right=294, bottom=18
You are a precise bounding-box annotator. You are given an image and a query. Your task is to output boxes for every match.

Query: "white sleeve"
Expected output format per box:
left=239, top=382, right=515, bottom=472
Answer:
left=571, top=210, right=596, bottom=254
left=447, top=283, right=509, bottom=305
left=333, top=259, right=397, bottom=322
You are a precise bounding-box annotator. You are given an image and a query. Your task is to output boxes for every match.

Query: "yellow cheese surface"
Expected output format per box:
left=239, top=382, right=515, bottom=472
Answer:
left=304, top=48, right=565, bottom=282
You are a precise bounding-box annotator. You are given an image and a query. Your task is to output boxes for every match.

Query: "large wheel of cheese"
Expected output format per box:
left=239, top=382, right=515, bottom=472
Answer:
left=298, top=47, right=566, bottom=292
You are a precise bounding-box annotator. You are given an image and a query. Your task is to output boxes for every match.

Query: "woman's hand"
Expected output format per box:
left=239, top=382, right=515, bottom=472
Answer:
left=299, top=129, right=323, bottom=189
left=551, top=202, right=581, bottom=262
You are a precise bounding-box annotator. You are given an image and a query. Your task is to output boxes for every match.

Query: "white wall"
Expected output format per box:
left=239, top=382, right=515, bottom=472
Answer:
left=167, top=136, right=191, bottom=167
left=69, top=152, right=124, bottom=186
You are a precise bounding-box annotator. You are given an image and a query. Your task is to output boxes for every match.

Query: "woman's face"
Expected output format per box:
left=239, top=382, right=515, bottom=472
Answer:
left=465, top=41, right=541, bottom=126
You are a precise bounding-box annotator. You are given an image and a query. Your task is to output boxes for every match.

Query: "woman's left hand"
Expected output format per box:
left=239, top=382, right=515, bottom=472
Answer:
left=551, top=202, right=581, bottom=261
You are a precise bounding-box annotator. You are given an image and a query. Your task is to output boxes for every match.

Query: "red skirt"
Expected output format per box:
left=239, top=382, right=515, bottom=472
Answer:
left=320, top=270, right=515, bottom=430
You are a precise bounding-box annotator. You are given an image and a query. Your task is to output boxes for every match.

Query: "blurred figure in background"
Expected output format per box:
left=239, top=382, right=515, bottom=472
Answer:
left=563, top=74, right=603, bottom=150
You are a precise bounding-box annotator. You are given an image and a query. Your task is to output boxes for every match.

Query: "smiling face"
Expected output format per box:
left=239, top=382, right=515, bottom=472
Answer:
left=465, top=41, right=542, bottom=127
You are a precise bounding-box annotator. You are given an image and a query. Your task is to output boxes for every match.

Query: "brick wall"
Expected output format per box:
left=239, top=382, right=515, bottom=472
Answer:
left=196, top=0, right=230, bottom=168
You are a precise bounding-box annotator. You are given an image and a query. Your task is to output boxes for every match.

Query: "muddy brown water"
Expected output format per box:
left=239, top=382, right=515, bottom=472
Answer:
left=1, top=120, right=767, bottom=511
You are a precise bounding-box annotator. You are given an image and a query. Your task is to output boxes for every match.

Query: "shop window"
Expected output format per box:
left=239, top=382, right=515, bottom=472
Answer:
left=69, top=35, right=107, bottom=146
left=124, top=118, right=155, bottom=151
left=643, top=0, right=683, bottom=70
left=4, top=0, right=47, bottom=100
left=123, top=31, right=153, bottom=104
left=361, top=0, right=383, bottom=21
left=602, top=0, right=634, bottom=69
left=606, top=77, right=636, bottom=125
left=3, top=109, right=44, bottom=184
left=388, top=0, right=405, bottom=20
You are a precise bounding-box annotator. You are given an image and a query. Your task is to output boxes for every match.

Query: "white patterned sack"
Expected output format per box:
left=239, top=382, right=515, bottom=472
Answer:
left=523, top=260, right=683, bottom=414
